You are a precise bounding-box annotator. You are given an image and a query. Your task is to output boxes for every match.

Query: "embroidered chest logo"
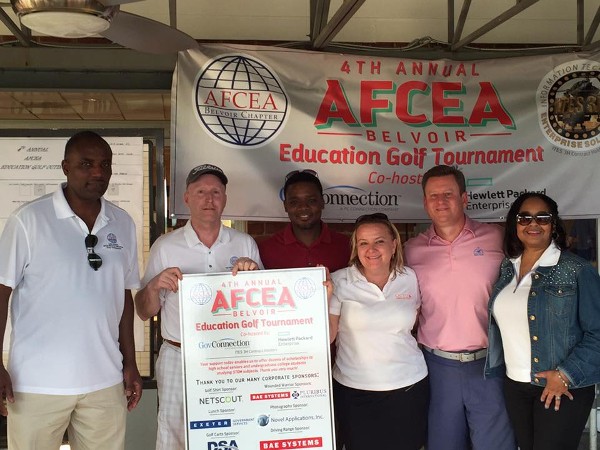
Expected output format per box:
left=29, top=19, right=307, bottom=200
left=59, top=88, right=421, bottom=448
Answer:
left=395, top=293, right=413, bottom=300
left=103, top=233, right=123, bottom=250
left=473, top=247, right=484, bottom=256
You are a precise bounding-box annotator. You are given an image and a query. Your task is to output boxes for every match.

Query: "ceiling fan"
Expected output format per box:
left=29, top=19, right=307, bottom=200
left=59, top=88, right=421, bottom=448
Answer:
left=9, top=0, right=199, bottom=54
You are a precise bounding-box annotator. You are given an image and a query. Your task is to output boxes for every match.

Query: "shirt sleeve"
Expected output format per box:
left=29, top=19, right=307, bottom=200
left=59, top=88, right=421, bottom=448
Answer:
left=329, top=292, right=341, bottom=315
left=248, top=237, right=264, bottom=270
left=0, top=213, right=29, bottom=289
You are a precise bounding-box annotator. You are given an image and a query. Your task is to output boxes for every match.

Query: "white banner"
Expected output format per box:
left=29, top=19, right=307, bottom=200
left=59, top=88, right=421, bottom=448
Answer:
left=172, top=44, right=600, bottom=222
left=179, top=268, right=335, bottom=450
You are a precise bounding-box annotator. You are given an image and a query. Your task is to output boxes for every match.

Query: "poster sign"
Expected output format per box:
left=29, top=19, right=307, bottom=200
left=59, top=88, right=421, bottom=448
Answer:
left=172, top=44, right=600, bottom=221
left=179, top=267, right=335, bottom=450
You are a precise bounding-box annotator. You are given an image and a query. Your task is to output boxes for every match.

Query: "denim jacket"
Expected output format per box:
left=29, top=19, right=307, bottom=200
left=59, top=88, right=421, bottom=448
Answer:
left=485, top=250, right=600, bottom=388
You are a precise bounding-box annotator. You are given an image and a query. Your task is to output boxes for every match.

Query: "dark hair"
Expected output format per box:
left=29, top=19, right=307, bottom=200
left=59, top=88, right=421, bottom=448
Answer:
left=504, top=192, right=567, bottom=258
left=421, top=165, right=466, bottom=194
left=64, top=131, right=110, bottom=158
left=283, top=171, right=323, bottom=199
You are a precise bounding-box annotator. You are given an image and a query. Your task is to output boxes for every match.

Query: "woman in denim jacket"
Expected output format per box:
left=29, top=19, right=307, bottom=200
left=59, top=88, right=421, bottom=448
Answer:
left=485, top=192, right=600, bottom=450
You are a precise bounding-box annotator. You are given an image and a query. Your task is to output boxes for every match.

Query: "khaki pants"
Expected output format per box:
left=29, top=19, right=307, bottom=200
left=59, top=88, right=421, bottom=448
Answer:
left=8, top=383, right=127, bottom=450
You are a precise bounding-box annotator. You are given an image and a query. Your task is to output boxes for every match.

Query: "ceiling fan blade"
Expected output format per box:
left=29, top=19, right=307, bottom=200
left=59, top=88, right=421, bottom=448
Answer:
left=98, top=0, right=143, bottom=5
left=101, top=11, right=198, bottom=54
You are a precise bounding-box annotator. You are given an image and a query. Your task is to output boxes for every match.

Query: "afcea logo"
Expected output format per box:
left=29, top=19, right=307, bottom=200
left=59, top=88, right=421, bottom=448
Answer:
left=194, top=55, right=289, bottom=148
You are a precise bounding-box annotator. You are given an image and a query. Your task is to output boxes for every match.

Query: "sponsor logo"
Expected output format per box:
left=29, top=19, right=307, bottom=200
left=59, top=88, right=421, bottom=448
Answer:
left=251, top=392, right=291, bottom=401
left=537, top=62, right=600, bottom=153
left=194, top=54, right=289, bottom=148
left=190, top=419, right=231, bottom=429
left=291, top=389, right=327, bottom=400
left=473, top=247, right=484, bottom=256
left=199, top=395, right=243, bottom=405
left=322, top=185, right=401, bottom=212
left=208, top=440, right=239, bottom=450
left=260, top=437, right=323, bottom=449
left=198, top=338, right=250, bottom=350
left=257, top=414, right=270, bottom=426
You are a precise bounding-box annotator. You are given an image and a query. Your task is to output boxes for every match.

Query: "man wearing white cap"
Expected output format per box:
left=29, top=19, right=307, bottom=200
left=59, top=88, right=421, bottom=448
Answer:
left=135, top=163, right=262, bottom=450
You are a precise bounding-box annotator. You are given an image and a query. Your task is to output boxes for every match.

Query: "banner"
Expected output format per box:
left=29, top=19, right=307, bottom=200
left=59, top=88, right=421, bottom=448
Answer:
left=179, top=268, right=335, bottom=450
left=172, top=44, right=600, bottom=222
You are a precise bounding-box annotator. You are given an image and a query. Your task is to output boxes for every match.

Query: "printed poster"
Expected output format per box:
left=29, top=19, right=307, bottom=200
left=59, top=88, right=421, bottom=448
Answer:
left=179, top=267, right=335, bottom=450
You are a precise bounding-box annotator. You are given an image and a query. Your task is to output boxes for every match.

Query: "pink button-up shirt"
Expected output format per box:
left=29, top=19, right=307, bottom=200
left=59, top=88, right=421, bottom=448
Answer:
left=404, top=216, right=504, bottom=352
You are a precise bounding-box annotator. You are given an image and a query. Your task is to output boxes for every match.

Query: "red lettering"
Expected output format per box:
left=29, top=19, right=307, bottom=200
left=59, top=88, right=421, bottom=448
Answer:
left=211, top=291, right=230, bottom=313
left=314, top=80, right=358, bottom=127
left=432, top=82, right=465, bottom=125
left=396, top=81, right=429, bottom=125
left=247, top=288, right=261, bottom=307
left=469, top=82, right=515, bottom=127
left=360, top=80, right=394, bottom=125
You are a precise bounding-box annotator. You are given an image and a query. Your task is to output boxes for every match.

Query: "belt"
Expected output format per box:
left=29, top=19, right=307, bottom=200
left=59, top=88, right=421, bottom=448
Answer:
left=164, top=339, right=181, bottom=348
left=423, top=345, right=487, bottom=363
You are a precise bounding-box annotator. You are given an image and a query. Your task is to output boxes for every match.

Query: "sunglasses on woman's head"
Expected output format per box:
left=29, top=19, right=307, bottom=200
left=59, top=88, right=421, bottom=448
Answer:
left=355, top=213, right=389, bottom=224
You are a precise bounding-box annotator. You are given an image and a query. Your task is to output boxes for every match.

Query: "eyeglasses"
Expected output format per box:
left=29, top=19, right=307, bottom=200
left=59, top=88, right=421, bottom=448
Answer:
left=85, top=234, right=103, bottom=271
left=355, top=213, right=389, bottom=224
left=516, top=213, right=553, bottom=226
left=285, top=169, right=318, bottom=181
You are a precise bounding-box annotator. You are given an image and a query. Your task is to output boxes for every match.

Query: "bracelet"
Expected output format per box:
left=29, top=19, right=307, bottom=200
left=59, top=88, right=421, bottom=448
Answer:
left=556, top=369, right=569, bottom=388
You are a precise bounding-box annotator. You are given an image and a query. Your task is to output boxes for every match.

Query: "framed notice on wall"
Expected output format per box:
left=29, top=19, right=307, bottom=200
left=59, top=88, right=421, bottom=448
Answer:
left=0, top=133, right=145, bottom=351
left=179, top=267, right=336, bottom=450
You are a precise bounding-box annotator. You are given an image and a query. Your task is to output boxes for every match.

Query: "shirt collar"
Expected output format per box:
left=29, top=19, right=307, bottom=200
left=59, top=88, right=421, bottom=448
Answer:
left=282, top=222, right=332, bottom=246
left=347, top=264, right=396, bottom=285
left=52, top=182, right=109, bottom=232
left=424, top=214, right=477, bottom=245
left=510, top=242, right=561, bottom=274
left=183, top=220, right=230, bottom=248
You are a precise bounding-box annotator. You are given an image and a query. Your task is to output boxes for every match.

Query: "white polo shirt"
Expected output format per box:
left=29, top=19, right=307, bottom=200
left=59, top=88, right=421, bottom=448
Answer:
left=141, top=221, right=263, bottom=341
left=0, top=184, right=140, bottom=395
left=330, top=265, right=427, bottom=391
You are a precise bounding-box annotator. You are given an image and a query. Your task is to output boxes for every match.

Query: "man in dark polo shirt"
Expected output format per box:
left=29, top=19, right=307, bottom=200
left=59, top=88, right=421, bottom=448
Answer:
left=259, top=169, right=350, bottom=272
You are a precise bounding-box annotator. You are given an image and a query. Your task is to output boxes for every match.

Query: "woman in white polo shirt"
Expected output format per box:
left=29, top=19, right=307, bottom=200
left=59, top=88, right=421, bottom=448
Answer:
left=329, top=213, right=428, bottom=450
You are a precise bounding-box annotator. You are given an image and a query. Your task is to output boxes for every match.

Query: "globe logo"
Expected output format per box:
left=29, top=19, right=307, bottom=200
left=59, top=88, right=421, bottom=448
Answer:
left=189, top=283, right=213, bottom=306
left=195, top=54, right=289, bottom=148
left=257, top=414, right=270, bottom=426
left=294, top=277, right=316, bottom=300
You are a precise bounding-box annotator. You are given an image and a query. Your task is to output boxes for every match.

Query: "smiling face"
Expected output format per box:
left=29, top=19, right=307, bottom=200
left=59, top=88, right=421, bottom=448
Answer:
left=184, top=174, right=227, bottom=225
left=283, top=181, right=324, bottom=231
left=355, top=222, right=397, bottom=275
left=516, top=196, right=553, bottom=251
left=423, top=175, right=467, bottom=229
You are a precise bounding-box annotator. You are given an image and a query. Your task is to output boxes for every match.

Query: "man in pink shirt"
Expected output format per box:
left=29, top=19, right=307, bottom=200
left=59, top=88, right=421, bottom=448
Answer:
left=404, top=165, right=516, bottom=450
